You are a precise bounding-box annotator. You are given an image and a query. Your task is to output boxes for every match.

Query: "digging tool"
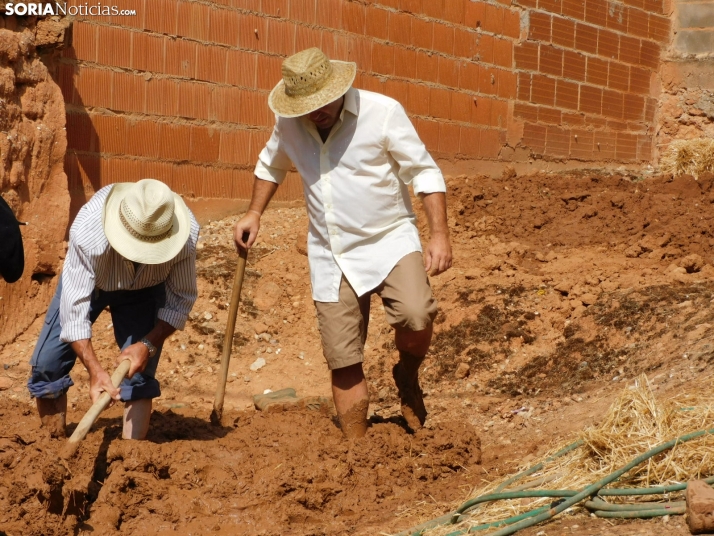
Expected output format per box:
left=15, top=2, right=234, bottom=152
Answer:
left=211, top=240, right=249, bottom=426
left=61, top=359, right=130, bottom=459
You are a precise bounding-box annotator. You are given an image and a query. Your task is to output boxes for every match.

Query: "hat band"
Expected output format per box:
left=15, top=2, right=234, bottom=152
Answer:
left=119, top=210, right=171, bottom=243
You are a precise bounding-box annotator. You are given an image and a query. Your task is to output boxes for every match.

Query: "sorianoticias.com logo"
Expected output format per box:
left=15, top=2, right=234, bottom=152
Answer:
left=4, top=3, right=137, bottom=16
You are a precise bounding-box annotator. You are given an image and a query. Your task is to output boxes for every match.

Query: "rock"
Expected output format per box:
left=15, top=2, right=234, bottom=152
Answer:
left=580, top=293, right=598, bottom=305
left=679, top=254, right=705, bottom=273
left=455, top=363, right=470, bottom=379
left=203, top=312, right=213, bottom=321
left=687, top=480, right=714, bottom=534
left=253, top=388, right=297, bottom=410
left=0, top=377, right=12, bottom=390
left=481, top=254, right=502, bottom=271
left=254, top=281, right=283, bottom=310
left=253, top=322, right=269, bottom=334
left=249, top=357, right=266, bottom=371
left=554, top=280, right=573, bottom=294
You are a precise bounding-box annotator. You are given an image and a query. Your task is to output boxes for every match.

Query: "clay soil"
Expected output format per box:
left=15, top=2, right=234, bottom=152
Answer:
left=2, top=169, right=714, bottom=536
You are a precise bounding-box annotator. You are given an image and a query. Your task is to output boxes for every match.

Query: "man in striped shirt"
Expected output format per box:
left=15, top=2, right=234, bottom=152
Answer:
left=28, top=179, right=199, bottom=439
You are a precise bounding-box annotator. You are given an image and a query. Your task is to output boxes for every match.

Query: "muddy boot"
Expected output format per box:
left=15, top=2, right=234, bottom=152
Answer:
left=36, top=394, right=67, bottom=438
left=393, top=352, right=427, bottom=431
left=336, top=398, right=369, bottom=439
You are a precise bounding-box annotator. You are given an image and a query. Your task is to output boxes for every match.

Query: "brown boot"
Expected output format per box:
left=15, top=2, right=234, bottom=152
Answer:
left=36, top=394, right=67, bottom=438
left=393, top=352, right=427, bottom=431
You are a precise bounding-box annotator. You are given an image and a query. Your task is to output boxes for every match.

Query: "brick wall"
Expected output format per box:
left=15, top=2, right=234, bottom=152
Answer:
left=58, top=0, right=672, bottom=207
left=674, top=0, right=714, bottom=54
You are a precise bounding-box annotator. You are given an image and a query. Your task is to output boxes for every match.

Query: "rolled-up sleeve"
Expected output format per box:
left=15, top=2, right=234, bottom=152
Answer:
left=158, top=220, right=199, bottom=330
left=384, top=103, right=446, bottom=195
left=254, top=118, right=292, bottom=185
left=59, top=240, right=95, bottom=343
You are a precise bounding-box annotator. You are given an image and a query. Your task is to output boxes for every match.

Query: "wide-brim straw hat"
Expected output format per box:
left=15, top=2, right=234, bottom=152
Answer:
left=268, top=47, right=357, bottom=118
left=103, top=179, right=191, bottom=265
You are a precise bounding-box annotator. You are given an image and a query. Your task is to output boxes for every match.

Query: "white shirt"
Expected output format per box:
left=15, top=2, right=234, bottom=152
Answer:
left=60, top=185, right=200, bottom=343
left=255, top=88, right=446, bottom=302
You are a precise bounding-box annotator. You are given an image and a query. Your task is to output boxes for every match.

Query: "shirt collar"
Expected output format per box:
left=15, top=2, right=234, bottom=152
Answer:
left=341, top=87, right=358, bottom=118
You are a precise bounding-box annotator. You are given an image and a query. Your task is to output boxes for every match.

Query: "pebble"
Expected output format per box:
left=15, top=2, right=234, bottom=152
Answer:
left=250, top=357, right=266, bottom=371
left=244, top=376, right=251, bottom=382
left=207, top=366, right=213, bottom=373
left=0, top=377, right=12, bottom=390
left=198, top=344, right=204, bottom=350
left=203, top=312, right=213, bottom=321
left=298, top=352, right=305, bottom=360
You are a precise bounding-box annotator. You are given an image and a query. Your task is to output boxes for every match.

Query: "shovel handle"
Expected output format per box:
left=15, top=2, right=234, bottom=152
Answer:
left=62, top=359, right=130, bottom=458
left=212, top=245, right=248, bottom=424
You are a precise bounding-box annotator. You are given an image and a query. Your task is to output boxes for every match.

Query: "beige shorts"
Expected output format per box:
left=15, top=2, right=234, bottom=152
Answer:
left=314, top=252, right=438, bottom=370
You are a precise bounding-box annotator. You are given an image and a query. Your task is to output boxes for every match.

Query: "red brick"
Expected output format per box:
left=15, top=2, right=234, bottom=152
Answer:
left=67, top=113, right=93, bottom=152
left=539, top=106, right=562, bottom=124
left=514, top=42, right=539, bottom=71
left=523, top=123, right=546, bottom=154
left=608, top=62, right=629, bottom=91
left=645, top=96, right=656, bottom=122
left=584, top=0, right=607, bottom=26
left=416, top=50, right=439, bottom=83
left=503, top=10, right=520, bottom=39
left=190, top=126, right=220, bottom=162
left=480, top=128, right=501, bottom=158
left=97, top=26, right=131, bottom=68
left=433, top=23, right=455, bottom=55
left=112, top=0, right=145, bottom=29
left=546, top=125, right=569, bottom=157
left=437, top=56, right=459, bottom=87
left=555, top=79, right=579, bottom=109
left=211, top=86, right=243, bottom=123
left=196, top=44, right=227, bottom=84
left=517, top=72, right=532, bottom=101
left=159, top=123, right=191, bottom=161
left=479, top=65, right=498, bottom=95
left=407, top=83, right=430, bottom=116
left=347, top=36, right=373, bottom=71
left=412, top=17, right=433, bottom=49
left=640, top=40, right=660, bottom=69
left=570, top=129, right=594, bottom=159
left=477, top=33, right=494, bottom=64
left=165, top=38, right=197, bottom=78
left=514, top=102, right=538, bottom=122
left=562, top=111, right=585, bottom=126
left=146, top=78, right=179, bottom=116
left=575, top=23, right=598, bottom=54
left=629, top=66, right=650, bottom=93
left=586, top=56, right=608, bottom=86
left=619, top=35, right=640, bottom=64
left=532, top=74, right=556, bottom=106
left=382, top=79, right=405, bottom=106
left=593, top=131, right=615, bottom=158
left=498, top=70, right=517, bottom=99
left=372, top=42, right=395, bottom=75
left=74, top=67, right=113, bottom=108
left=579, top=85, right=602, bottom=115
left=518, top=0, right=538, bottom=8
left=602, top=89, right=624, bottom=119
left=200, top=167, right=232, bottom=198
left=444, top=0, right=465, bottom=24
left=616, top=132, right=637, bottom=161
left=552, top=16, right=575, bottom=48
left=451, top=91, right=473, bottom=122
left=127, top=120, right=160, bottom=159
left=145, top=0, right=178, bottom=35
left=393, top=47, right=417, bottom=79
left=71, top=21, right=97, bottom=62
left=598, top=28, right=619, bottom=59
left=643, top=0, right=664, bottom=14
left=324, top=32, right=348, bottom=61
left=491, top=99, right=508, bottom=128
left=472, top=95, right=492, bottom=125
left=209, top=7, right=239, bottom=47
left=607, top=119, right=628, bottom=131
left=400, top=0, right=422, bottom=13
left=563, top=50, right=586, bottom=81
left=493, top=38, right=512, bottom=67
left=366, top=6, right=388, bottom=40
left=430, top=88, right=451, bottom=119
left=232, top=168, right=256, bottom=200
left=342, top=1, right=365, bottom=34
left=172, top=163, right=205, bottom=196
left=465, top=1, right=486, bottom=29
left=295, top=25, right=322, bottom=52
left=623, top=93, right=645, bottom=121
left=482, top=4, right=505, bottom=35
left=648, top=14, right=670, bottom=42
left=226, top=49, right=257, bottom=88
left=562, top=0, right=585, bottom=20
left=177, top=1, right=210, bottom=40
left=290, top=0, right=316, bottom=23
left=238, top=14, right=269, bottom=52
left=256, top=54, right=283, bottom=90
left=454, top=28, right=477, bottom=59
left=539, top=0, right=562, bottom=15
left=422, top=0, right=444, bottom=19
left=540, top=46, right=563, bottom=77
left=112, top=71, right=146, bottom=113
left=627, top=7, right=649, bottom=38
left=416, top=118, right=440, bottom=151
left=316, top=0, right=342, bottom=29
left=271, top=19, right=297, bottom=56
left=177, top=81, right=209, bottom=120
left=356, top=73, right=384, bottom=93
left=390, top=12, right=413, bottom=45
left=529, top=12, right=552, bottom=42
left=439, top=123, right=461, bottom=154
left=605, top=2, right=627, bottom=33
left=58, top=63, right=76, bottom=103
left=623, top=0, right=645, bottom=8
left=459, top=126, right=481, bottom=156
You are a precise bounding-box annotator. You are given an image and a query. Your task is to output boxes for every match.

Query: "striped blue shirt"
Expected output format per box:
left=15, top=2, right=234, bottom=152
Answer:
left=59, top=185, right=200, bottom=343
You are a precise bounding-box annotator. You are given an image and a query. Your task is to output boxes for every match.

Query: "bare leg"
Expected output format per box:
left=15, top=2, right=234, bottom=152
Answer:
left=36, top=394, right=67, bottom=438
left=122, top=399, right=152, bottom=440
left=331, top=363, right=369, bottom=439
left=393, top=326, right=433, bottom=431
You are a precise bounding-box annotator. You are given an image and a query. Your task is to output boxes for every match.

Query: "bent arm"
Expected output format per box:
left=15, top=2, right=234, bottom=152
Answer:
left=233, top=177, right=280, bottom=251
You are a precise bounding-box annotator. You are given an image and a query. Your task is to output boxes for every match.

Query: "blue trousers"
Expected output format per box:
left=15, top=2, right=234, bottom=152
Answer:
left=27, top=278, right=165, bottom=401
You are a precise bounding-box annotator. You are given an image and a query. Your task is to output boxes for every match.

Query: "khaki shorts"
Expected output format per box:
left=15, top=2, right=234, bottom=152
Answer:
left=314, top=252, right=438, bottom=370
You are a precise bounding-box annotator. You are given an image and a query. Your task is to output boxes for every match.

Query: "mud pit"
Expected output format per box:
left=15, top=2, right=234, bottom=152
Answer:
left=2, top=169, right=714, bottom=535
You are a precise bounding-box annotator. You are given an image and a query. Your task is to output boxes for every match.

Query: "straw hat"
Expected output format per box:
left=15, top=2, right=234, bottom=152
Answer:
left=268, top=47, right=356, bottom=118
left=103, top=179, right=191, bottom=265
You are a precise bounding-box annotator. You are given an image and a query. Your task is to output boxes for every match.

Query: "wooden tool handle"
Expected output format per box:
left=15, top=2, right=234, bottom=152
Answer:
left=211, top=244, right=248, bottom=425
left=62, top=359, right=131, bottom=458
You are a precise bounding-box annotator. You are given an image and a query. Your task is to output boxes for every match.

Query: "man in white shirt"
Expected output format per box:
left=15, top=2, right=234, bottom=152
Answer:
left=234, top=48, right=452, bottom=439
left=28, top=179, right=199, bottom=439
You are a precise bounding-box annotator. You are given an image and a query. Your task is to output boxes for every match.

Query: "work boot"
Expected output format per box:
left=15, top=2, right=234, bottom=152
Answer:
left=392, top=352, right=427, bottom=431
left=36, top=394, right=67, bottom=438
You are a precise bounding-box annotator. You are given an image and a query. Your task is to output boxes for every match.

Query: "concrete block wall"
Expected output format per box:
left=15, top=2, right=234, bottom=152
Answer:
left=674, top=0, right=714, bottom=54
left=58, top=0, right=672, bottom=207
